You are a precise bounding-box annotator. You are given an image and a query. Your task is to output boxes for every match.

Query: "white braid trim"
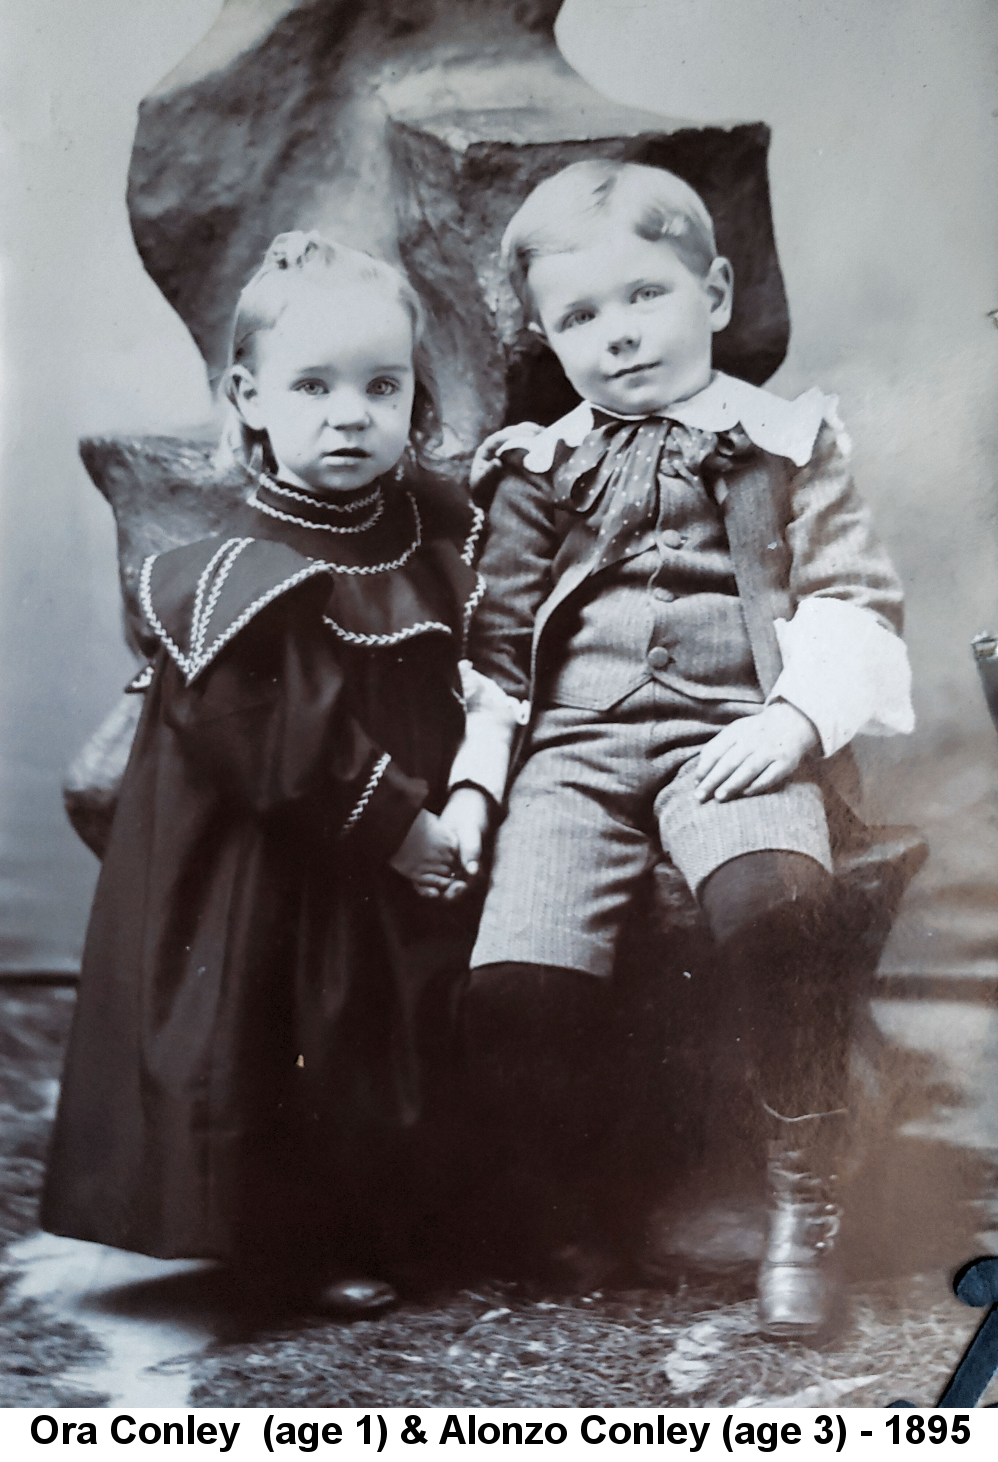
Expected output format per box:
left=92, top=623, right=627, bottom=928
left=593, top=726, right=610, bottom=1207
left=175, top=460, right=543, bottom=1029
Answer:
left=140, top=546, right=338, bottom=686
left=461, top=571, right=487, bottom=657
left=307, top=494, right=422, bottom=574
left=340, top=752, right=391, bottom=836
left=191, top=538, right=253, bottom=658
left=260, top=474, right=380, bottom=513
left=249, top=485, right=384, bottom=534
left=189, top=539, right=242, bottom=657
left=323, top=616, right=451, bottom=647
left=461, top=504, right=485, bottom=566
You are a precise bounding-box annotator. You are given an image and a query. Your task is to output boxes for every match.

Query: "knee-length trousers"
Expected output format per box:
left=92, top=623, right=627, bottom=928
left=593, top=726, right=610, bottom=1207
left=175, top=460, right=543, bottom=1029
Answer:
left=471, top=680, right=832, bottom=977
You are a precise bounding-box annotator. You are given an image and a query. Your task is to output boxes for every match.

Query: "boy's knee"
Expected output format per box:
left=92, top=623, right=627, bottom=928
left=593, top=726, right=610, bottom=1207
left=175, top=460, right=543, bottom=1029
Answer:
left=700, top=850, right=834, bottom=948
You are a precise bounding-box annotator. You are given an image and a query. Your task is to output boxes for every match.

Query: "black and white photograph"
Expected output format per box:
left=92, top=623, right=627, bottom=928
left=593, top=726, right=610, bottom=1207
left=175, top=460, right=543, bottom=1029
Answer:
left=1, top=0, right=997, bottom=1415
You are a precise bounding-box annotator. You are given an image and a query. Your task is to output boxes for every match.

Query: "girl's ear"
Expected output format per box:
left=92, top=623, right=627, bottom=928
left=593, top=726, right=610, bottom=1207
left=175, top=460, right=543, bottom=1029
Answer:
left=228, top=365, right=267, bottom=429
left=705, top=257, right=734, bottom=334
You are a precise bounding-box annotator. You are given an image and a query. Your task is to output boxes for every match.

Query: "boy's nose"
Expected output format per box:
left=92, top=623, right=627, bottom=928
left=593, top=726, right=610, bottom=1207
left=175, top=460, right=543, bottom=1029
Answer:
left=605, top=319, right=640, bottom=355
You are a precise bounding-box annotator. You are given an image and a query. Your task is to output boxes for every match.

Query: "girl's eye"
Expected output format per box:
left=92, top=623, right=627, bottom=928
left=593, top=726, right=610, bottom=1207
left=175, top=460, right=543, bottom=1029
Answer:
left=633, top=285, right=665, bottom=303
left=294, top=379, right=327, bottom=396
left=561, top=308, right=595, bottom=331
left=368, top=378, right=400, bottom=398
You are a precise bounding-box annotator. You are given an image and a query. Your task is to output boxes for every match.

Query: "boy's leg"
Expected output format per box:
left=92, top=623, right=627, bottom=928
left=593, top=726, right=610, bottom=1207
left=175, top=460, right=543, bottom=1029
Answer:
left=699, top=849, right=847, bottom=1116
left=461, top=961, right=612, bottom=1279
left=657, top=764, right=855, bottom=1337
left=470, top=705, right=658, bottom=977
left=655, top=757, right=844, bottom=1117
left=464, top=705, right=658, bottom=1280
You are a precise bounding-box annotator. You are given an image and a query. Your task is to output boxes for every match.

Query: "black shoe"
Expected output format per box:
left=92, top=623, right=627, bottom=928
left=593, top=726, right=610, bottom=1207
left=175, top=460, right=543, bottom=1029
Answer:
left=312, top=1278, right=398, bottom=1317
left=758, top=1107, right=848, bottom=1341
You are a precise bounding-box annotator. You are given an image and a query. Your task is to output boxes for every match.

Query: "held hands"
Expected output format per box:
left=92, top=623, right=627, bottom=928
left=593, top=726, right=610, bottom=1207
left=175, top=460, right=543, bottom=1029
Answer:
left=469, top=422, right=543, bottom=490
left=388, top=788, right=492, bottom=901
left=389, top=809, right=467, bottom=901
left=437, top=786, right=492, bottom=884
left=694, top=701, right=820, bottom=804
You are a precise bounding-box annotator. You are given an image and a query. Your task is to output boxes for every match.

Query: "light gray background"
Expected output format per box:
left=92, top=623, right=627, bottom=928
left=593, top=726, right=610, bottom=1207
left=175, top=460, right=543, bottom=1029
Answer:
left=1, top=0, right=996, bottom=973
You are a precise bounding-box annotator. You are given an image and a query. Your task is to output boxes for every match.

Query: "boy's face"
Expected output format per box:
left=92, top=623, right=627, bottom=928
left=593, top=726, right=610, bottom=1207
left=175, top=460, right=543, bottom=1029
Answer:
left=233, top=285, right=416, bottom=493
left=527, top=231, right=733, bottom=417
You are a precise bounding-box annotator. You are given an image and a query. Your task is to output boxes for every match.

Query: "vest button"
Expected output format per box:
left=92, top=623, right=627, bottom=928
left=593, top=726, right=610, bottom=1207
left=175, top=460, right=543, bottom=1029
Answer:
left=659, top=529, right=683, bottom=549
left=653, top=587, right=675, bottom=603
left=647, top=646, right=672, bottom=670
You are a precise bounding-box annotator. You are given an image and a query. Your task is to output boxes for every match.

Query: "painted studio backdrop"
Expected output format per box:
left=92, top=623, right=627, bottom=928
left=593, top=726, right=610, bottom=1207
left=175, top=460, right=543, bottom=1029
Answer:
left=1, top=2, right=997, bottom=1135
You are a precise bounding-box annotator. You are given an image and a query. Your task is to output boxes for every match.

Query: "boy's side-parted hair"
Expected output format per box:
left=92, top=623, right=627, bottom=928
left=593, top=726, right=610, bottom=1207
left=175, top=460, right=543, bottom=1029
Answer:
left=501, top=160, right=719, bottom=322
left=219, top=229, right=442, bottom=472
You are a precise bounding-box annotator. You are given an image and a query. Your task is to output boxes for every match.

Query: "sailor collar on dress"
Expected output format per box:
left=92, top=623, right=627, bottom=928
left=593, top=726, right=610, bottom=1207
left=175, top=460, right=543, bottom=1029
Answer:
left=514, top=371, right=840, bottom=474
left=141, top=476, right=485, bottom=684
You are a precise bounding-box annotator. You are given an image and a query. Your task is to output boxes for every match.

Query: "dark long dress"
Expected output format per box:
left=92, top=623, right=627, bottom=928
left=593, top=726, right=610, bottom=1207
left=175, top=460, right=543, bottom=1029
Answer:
left=42, top=472, right=483, bottom=1269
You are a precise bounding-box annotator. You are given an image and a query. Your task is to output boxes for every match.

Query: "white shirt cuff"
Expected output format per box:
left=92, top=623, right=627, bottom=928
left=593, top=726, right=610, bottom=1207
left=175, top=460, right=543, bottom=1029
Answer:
left=768, top=598, right=915, bottom=757
left=448, top=662, right=530, bottom=804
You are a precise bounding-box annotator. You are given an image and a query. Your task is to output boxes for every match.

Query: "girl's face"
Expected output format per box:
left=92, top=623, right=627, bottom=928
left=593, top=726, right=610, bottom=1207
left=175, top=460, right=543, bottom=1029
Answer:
left=233, top=284, right=416, bottom=493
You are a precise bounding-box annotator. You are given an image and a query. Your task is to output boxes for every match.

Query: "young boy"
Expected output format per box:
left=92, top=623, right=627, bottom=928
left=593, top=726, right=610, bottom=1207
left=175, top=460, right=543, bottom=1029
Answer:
left=445, top=160, right=914, bottom=1336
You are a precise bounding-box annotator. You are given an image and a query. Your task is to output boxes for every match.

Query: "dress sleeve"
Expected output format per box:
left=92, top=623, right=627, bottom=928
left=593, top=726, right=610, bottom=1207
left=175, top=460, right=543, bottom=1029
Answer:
left=768, top=419, right=915, bottom=755
left=161, top=586, right=428, bottom=863
left=468, top=465, right=560, bottom=702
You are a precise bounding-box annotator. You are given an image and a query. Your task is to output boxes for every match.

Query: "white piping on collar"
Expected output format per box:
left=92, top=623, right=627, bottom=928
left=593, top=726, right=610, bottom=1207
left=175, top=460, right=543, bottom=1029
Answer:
left=140, top=545, right=336, bottom=686
left=514, top=373, right=837, bottom=474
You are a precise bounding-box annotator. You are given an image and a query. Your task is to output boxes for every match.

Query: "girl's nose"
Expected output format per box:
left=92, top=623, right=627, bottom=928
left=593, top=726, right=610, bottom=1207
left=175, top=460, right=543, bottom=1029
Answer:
left=325, top=391, right=371, bottom=432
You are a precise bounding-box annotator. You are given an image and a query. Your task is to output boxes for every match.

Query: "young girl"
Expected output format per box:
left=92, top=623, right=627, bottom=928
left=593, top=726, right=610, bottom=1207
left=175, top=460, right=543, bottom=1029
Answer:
left=42, top=232, right=506, bottom=1312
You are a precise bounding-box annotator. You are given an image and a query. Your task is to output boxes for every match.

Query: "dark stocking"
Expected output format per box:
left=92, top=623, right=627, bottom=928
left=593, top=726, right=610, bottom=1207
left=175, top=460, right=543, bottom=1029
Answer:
left=700, top=850, right=855, bottom=1118
left=460, top=962, right=610, bottom=1273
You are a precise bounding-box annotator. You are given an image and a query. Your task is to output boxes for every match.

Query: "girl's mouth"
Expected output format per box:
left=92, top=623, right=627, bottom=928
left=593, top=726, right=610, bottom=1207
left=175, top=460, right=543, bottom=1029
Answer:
left=323, top=448, right=371, bottom=460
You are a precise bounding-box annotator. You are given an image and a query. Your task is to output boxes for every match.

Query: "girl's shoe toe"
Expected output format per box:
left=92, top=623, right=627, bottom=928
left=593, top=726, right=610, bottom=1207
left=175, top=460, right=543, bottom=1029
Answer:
left=313, top=1278, right=398, bottom=1316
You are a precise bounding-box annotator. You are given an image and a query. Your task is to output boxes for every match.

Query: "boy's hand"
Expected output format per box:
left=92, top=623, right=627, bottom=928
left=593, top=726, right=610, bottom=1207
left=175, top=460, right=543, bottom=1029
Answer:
left=694, top=702, right=820, bottom=803
left=389, top=809, right=466, bottom=900
left=438, top=785, right=492, bottom=884
left=470, top=422, right=543, bottom=490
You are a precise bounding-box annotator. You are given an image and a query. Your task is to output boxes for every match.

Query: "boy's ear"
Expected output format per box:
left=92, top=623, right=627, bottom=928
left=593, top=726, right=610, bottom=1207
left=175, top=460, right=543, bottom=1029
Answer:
left=228, top=365, right=266, bottom=429
left=705, top=256, right=734, bottom=334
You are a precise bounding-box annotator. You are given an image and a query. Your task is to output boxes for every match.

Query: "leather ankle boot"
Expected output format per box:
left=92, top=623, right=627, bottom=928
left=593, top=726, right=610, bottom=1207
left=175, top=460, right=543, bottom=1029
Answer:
left=758, top=1105, right=848, bottom=1340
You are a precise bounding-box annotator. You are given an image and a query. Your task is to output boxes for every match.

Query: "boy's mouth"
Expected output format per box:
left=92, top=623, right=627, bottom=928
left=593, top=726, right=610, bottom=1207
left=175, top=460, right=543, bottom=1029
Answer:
left=322, top=447, right=371, bottom=459
left=608, top=360, right=660, bottom=379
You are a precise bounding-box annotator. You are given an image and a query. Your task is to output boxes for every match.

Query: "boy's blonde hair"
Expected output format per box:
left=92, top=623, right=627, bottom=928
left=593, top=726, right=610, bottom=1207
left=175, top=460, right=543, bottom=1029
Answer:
left=501, top=160, right=718, bottom=323
left=220, top=230, right=440, bottom=472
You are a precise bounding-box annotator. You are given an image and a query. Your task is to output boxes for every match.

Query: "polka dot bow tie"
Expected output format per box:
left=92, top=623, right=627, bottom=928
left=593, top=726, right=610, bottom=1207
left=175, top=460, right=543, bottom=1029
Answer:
left=551, top=412, right=754, bottom=574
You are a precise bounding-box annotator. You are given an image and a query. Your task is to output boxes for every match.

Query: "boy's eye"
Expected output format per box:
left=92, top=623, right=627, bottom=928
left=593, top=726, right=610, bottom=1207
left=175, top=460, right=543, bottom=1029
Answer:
left=560, top=308, right=595, bottom=331
left=294, top=379, right=327, bottom=396
left=633, top=285, right=666, bottom=303
left=368, top=378, right=400, bottom=398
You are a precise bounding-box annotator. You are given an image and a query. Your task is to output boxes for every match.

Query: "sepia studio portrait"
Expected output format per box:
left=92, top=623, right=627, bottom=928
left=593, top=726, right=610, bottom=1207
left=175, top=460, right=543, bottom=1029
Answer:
left=1, top=0, right=998, bottom=1414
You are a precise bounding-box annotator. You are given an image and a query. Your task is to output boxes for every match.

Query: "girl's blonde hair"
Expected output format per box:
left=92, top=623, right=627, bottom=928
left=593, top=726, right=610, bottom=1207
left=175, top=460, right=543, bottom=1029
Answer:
left=502, top=160, right=719, bottom=324
left=219, top=230, right=441, bottom=473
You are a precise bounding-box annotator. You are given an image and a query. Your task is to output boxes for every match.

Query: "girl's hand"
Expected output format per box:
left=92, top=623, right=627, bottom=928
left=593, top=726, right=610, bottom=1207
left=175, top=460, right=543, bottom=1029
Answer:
left=389, top=809, right=467, bottom=900
left=694, top=702, right=820, bottom=803
left=470, top=422, right=543, bottom=490
left=438, top=786, right=492, bottom=882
